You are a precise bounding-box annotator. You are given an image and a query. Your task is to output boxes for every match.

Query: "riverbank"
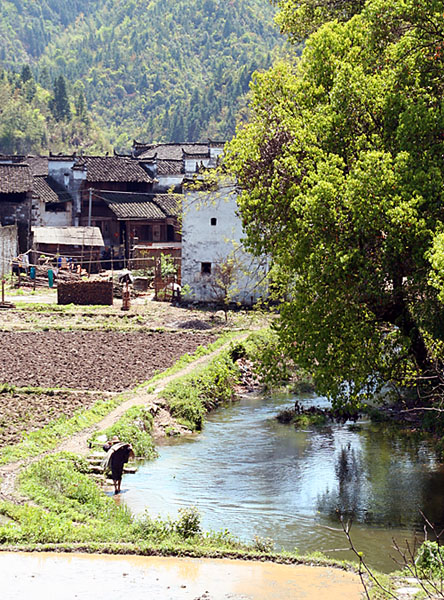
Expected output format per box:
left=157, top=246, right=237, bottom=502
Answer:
left=0, top=301, right=422, bottom=597
left=0, top=322, right=366, bottom=576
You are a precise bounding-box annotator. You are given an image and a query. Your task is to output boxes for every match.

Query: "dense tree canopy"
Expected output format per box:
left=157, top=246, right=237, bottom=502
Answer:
left=0, top=68, right=109, bottom=155
left=227, top=0, right=444, bottom=408
left=0, top=0, right=283, bottom=150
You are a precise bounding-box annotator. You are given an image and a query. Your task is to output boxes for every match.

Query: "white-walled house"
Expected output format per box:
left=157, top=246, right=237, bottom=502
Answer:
left=181, top=180, right=268, bottom=305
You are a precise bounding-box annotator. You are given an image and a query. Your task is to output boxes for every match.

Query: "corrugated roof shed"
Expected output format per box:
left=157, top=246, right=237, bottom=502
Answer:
left=73, top=156, right=154, bottom=183
left=32, top=226, right=104, bottom=247
left=0, top=164, right=33, bottom=194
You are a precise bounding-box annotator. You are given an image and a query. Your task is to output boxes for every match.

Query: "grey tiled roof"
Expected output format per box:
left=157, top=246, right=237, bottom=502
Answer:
left=152, top=194, right=181, bottom=217
left=99, top=192, right=167, bottom=220
left=0, top=164, right=33, bottom=194
left=33, top=177, right=58, bottom=203
left=156, top=159, right=184, bottom=176
left=135, top=143, right=209, bottom=161
left=33, top=176, right=73, bottom=204
left=27, top=156, right=49, bottom=177
left=98, top=191, right=180, bottom=220
left=73, top=156, right=154, bottom=183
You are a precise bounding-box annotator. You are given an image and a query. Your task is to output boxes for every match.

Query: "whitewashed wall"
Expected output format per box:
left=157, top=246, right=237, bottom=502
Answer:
left=184, top=158, right=211, bottom=175
left=0, top=225, right=18, bottom=277
left=182, top=183, right=267, bottom=305
left=48, top=159, right=85, bottom=225
left=32, top=199, right=72, bottom=228
left=154, top=175, right=183, bottom=192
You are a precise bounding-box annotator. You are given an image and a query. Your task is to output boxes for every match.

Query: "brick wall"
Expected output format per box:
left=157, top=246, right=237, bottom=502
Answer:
left=58, top=281, right=113, bottom=305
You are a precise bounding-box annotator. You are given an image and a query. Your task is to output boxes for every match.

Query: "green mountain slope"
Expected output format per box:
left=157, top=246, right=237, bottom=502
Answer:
left=0, top=68, right=110, bottom=155
left=0, top=0, right=282, bottom=151
left=0, top=1, right=100, bottom=65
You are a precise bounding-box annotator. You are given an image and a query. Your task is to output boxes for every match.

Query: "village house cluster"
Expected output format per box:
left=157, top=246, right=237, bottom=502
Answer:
left=0, top=141, right=267, bottom=304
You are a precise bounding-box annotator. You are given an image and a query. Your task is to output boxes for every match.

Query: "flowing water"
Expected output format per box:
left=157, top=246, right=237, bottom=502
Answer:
left=122, top=393, right=444, bottom=573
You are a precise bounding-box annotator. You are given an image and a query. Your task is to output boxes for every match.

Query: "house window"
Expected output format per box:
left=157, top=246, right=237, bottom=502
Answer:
left=167, top=224, right=175, bottom=241
left=210, top=218, right=217, bottom=226
left=201, top=262, right=212, bottom=275
left=138, top=225, right=152, bottom=241
left=45, top=203, right=66, bottom=212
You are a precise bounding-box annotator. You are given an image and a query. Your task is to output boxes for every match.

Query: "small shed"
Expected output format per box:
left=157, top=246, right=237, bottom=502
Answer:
left=32, top=226, right=104, bottom=272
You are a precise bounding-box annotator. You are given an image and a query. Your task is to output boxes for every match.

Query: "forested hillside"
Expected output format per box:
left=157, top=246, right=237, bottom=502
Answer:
left=0, top=67, right=111, bottom=155
left=0, top=1, right=100, bottom=65
left=0, top=0, right=283, bottom=153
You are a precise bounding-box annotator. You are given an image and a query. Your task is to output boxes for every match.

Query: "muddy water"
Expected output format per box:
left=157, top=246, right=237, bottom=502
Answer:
left=0, top=552, right=362, bottom=600
left=122, top=393, right=444, bottom=573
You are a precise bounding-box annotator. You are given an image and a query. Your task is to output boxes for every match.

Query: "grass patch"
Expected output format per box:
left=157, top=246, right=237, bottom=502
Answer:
left=0, top=452, right=249, bottom=551
left=0, top=452, right=364, bottom=570
left=162, top=350, right=241, bottom=430
left=92, top=406, right=157, bottom=459
left=0, top=394, right=124, bottom=466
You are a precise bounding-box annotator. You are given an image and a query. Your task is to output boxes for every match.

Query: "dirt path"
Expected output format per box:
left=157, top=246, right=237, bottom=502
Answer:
left=0, top=336, right=367, bottom=598
left=0, top=337, right=245, bottom=502
left=59, top=342, right=236, bottom=455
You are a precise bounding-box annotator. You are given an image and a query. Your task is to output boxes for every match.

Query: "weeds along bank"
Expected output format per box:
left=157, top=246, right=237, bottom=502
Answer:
left=0, top=332, right=235, bottom=466
left=0, top=332, right=294, bottom=557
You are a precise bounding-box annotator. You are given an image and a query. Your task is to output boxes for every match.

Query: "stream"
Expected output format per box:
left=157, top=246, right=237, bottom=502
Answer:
left=122, top=393, right=444, bottom=573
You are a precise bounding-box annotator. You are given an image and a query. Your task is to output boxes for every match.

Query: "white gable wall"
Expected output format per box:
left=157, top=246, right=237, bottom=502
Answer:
left=0, top=224, right=18, bottom=277
left=182, top=183, right=267, bottom=305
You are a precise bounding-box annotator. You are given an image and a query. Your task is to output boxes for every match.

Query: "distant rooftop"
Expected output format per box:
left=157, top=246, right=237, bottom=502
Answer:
left=73, top=156, right=154, bottom=184
left=134, top=142, right=210, bottom=161
left=97, top=191, right=180, bottom=220
left=0, top=164, right=33, bottom=194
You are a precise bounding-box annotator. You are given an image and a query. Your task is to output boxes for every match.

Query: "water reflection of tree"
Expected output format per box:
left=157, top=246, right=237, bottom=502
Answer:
left=318, top=425, right=444, bottom=529
left=318, top=443, right=364, bottom=520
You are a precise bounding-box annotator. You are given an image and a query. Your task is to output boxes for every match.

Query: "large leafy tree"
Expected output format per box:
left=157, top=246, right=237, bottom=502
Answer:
left=226, top=0, right=444, bottom=408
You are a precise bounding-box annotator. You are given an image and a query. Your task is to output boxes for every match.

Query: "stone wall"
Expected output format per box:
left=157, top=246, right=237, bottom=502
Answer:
left=58, top=281, right=113, bottom=305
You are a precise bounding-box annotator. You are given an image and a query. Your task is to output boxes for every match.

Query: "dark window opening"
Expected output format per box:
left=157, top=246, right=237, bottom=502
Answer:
left=45, top=203, right=66, bottom=212
left=138, top=225, right=152, bottom=241
left=201, top=262, right=212, bottom=275
left=210, top=217, right=217, bottom=226
left=167, top=224, right=175, bottom=241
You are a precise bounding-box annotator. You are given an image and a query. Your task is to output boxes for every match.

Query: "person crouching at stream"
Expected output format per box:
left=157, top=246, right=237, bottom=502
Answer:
left=102, top=436, right=134, bottom=494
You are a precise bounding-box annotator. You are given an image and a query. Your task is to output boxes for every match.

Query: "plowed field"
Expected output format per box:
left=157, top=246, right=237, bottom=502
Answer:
left=0, top=331, right=217, bottom=392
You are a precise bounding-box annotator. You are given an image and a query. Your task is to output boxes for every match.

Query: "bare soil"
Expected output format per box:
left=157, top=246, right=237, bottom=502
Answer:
left=0, top=331, right=217, bottom=392
left=0, top=390, right=102, bottom=447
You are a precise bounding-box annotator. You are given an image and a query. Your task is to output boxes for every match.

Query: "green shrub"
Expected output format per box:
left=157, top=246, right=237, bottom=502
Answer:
left=99, top=406, right=157, bottom=459
left=415, top=541, right=444, bottom=576
left=162, top=352, right=240, bottom=430
left=175, top=507, right=201, bottom=539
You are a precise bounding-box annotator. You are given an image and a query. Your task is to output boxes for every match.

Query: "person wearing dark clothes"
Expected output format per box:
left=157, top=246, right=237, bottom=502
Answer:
left=102, top=436, right=134, bottom=494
